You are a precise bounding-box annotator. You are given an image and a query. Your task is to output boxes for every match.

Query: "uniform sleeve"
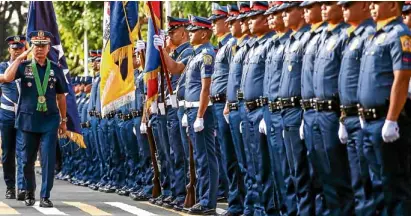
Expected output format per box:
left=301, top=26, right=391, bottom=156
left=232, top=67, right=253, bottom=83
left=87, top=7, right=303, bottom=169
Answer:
left=178, top=49, right=194, bottom=66
left=391, top=34, right=411, bottom=71
left=201, top=53, right=214, bottom=79
left=55, top=68, right=69, bottom=94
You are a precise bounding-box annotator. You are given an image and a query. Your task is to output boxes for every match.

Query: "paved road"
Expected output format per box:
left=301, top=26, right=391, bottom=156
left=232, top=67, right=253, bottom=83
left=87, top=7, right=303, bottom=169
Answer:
left=0, top=170, right=228, bottom=216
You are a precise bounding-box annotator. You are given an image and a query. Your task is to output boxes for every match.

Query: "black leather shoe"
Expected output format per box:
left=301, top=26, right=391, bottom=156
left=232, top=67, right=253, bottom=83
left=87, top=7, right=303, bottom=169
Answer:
left=5, top=188, right=16, bottom=199
left=25, top=191, right=35, bottom=206
left=155, top=195, right=169, bottom=206
left=188, top=203, right=216, bottom=215
left=105, top=185, right=116, bottom=193
left=40, top=198, right=54, bottom=208
left=149, top=195, right=164, bottom=204
left=17, top=190, right=26, bottom=201
left=167, top=197, right=184, bottom=209
left=217, top=196, right=227, bottom=203
left=162, top=196, right=175, bottom=208
left=135, top=192, right=152, bottom=201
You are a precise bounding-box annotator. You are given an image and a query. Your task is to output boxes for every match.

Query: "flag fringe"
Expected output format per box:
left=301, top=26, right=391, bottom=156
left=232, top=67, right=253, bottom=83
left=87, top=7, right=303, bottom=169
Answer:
left=101, top=90, right=135, bottom=116
left=143, top=67, right=160, bottom=81
left=60, top=131, right=86, bottom=149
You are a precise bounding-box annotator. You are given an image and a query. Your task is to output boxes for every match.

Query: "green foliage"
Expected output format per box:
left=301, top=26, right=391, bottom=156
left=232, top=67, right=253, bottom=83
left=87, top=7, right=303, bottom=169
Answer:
left=54, top=1, right=103, bottom=76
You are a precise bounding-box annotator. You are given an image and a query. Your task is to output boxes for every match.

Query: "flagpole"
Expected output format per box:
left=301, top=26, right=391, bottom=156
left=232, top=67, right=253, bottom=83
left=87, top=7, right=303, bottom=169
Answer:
left=147, top=1, right=173, bottom=95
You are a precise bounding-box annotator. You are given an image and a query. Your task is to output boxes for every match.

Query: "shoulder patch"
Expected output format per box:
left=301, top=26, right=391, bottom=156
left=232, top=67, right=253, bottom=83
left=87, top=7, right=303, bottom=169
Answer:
left=400, top=35, right=411, bottom=52
left=203, top=54, right=213, bottom=65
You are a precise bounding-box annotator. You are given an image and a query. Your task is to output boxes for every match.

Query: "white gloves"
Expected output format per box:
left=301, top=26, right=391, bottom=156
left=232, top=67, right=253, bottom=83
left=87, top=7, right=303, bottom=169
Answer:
left=133, top=127, right=136, bottom=135
left=135, top=40, right=146, bottom=53
left=259, top=119, right=267, bottom=135
left=140, top=122, right=147, bottom=134
left=194, top=118, right=204, bottom=132
left=150, top=101, right=158, bottom=114
left=239, top=121, right=243, bottom=134
left=158, top=102, right=165, bottom=115
left=359, top=117, right=365, bottom=129
left=224, top=114, right=230, bottom=124
left=299, top=120, right=304, bottom=140
left=182, top=114, right=188, bottom=127
left=153, top=34, right=165, bottom=51
left=338, top=122, right=348, bottom=144
left=382, top=120, right=400, bottom=143
left=170, top=95, right=178, bottom=108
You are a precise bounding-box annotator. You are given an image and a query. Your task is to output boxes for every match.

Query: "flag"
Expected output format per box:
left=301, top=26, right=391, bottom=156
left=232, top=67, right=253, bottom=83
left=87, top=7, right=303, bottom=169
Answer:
left=26, top=1, right=85, bottom=148
left=100, top=1, right=139, bottom=115
left=143, top=1, right=162, bottom=109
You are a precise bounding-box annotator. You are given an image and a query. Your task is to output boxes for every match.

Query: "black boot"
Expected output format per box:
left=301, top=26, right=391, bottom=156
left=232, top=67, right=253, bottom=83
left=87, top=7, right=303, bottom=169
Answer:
left=24, top=191, right=35, bottom=206
left=5, top=188, right=16, bottom=199
left=40, top=198, right=54, bottom=208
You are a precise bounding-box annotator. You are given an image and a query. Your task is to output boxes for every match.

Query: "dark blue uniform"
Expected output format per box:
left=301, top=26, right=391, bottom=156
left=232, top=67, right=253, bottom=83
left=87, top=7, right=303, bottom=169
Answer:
left=241, top=31, right=276, bottom=215
left=358, top=17, right=411, bottom=215
left=262, top=30, right=298, bottom=216
left=166, top=41, right=193, bottom=204
left=15, top=59, right=68, bottom=198
left=0, top=61, right=25, bottom=192
left=184, top=42, right=218, bottom=209
left=279, top=25, right=314, bottom=215
left=338, top=19, right=375, bottom=216
left=312, top=22, right=354, bottom=215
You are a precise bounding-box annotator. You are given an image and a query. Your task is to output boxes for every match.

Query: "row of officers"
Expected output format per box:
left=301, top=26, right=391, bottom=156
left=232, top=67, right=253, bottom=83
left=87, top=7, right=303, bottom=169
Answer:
left=3, top=1, right=411, bottom=216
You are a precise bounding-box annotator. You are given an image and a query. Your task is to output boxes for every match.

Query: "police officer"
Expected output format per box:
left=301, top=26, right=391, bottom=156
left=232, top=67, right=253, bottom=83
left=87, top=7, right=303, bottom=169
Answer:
left=403, top=2, right=411, bottom=29
left=87, top=51, right=103, bottom=191
left=0, top=30, right=69, bottom=207
left=336, top=2, right=375, bottom=215
left=359, top=2, right=411, bottom=215
left=129, top=44, right=155, bottom=202
left=224, top=2, right=256, bottom=215
left=312, top=2, right=354, bottom=214
left=277, top=2, right=314, bottom=215
left=242, top=1, right=276, bottom=215
left=262, top=3, right=297, bottom=215
left=153, top=15, right=194, bottom=209
left=0, top=35, right=26, bottom=200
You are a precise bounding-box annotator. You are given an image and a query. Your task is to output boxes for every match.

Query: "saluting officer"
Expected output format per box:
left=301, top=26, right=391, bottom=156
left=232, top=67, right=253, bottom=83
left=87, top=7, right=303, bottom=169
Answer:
left=312, top=2, right=354, bottom=214
left=0, top=35, right=26, bottom=201
left=358, top=2, right=411, bottom=215
left=241, top=1, right=276, bottom=215
left=0, top=30, right=69, bottom=208
left=336, top=2, right=375, bottom=215
left=153, top=15, right=195, bottom=210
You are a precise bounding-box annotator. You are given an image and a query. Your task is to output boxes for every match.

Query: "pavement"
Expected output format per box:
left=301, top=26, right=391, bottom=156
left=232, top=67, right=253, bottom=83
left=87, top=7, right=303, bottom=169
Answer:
left=0, top=170, right=228, bottom=216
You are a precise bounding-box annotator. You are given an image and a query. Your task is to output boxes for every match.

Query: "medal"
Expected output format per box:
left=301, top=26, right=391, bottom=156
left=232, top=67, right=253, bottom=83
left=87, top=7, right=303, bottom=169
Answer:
left=50, top=84, right=54, bottom=89
left=38, top=96, right=46, bottom=103
left=27, top=82, right=32, bottom=87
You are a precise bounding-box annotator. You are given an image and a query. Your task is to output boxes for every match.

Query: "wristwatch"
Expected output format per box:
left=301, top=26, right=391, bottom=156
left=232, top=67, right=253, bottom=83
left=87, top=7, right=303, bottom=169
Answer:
left=61, top=117, right=68, bottom=123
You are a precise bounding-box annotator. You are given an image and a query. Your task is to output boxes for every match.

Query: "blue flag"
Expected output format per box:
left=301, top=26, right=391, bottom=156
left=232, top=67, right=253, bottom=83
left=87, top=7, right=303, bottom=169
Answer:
left=27, top=1, right=85, bottom=148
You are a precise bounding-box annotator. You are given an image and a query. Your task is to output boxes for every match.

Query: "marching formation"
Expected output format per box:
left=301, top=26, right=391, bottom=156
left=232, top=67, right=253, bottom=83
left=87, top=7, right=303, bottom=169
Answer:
left=1, top=1, right=411, bottom=216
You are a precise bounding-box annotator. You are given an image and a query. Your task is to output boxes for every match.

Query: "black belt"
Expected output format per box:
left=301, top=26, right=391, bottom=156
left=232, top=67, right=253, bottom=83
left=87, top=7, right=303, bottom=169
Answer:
left=210, top=93, right=226, bottom=103
left=358, top=105, right=388, bottom=121
left=131, top=110, right=143, bottom=118
left=228, top=102, right=239, bottom=111
left=312, top=99, right=339, bottom=112
left=245, top=97, right=268, bottom=112
left=278, top=96, right=301, bottom=109
left=236, top=91, right=244, bottom=101
left=81, top=122, right=90, bottom=128
left=95, top=112, right=102, bottom=119
left=121, top=113, right=133, bottom=121
left=268, top=101, right=281, bottom=112
left=340, top=105, right=359, bottom=117
left=300, top=99, right=314, bottom=110
left=88, top=110, right=96, bottom=117
left=104, top=111, right=116, bottom=119
left=117, top=113, right=124, bottom=119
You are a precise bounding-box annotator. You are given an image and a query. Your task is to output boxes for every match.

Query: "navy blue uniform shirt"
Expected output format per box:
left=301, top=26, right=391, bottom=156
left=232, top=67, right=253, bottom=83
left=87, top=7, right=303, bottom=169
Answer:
left=211, top=34, right=235, bottom=96
left=0, top=61, right=20, bottom=122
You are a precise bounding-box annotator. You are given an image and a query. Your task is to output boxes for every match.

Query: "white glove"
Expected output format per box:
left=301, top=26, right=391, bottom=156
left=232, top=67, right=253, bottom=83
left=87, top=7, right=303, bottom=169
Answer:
left=135, top=40, right=146, bottom=53
left=282, top=130, right=285, bottom=138
left=153, top=34, right=165, bottom=51
left=158, top=102, right=166, bottom=115
left=150, top=101, right=158, bottom=114
left=224, top=113, right=230, bottom=124
left=170, top=95, right=178, bottom=108
left=382, top=120, right=400, bottom=143
left=194, top=118, right=204, bottom=132
left=359, top=117, right=365, bottom=129
left=338, top=122, right=348, bottom=144
left=133, top=127, right=136, bottom=135
left=259, top=119, right=267, bottom=135
left=239, top=121, right=243, bottom=134
left=299, top=120, right=304, bottom=140
left=182, top=114, right=188, bottom=127
left=140, top=122, right=147, bottom=134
